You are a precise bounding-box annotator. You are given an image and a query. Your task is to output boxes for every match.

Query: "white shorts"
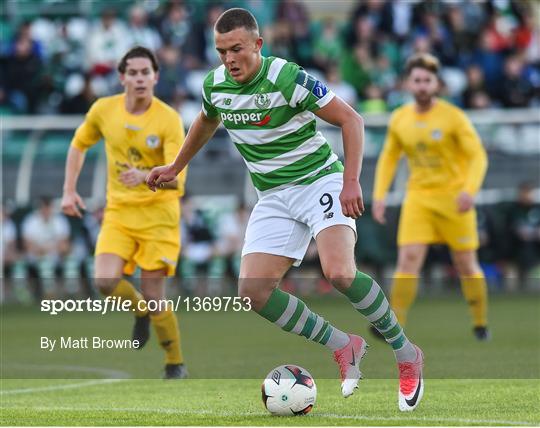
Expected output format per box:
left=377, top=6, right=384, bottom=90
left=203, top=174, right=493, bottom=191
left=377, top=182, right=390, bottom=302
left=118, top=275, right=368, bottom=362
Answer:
left=242, top=173, right=357, bottom=266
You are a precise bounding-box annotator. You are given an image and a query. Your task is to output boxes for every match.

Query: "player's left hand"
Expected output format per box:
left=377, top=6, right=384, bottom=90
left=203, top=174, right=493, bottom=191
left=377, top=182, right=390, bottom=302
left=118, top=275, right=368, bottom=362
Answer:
left=457, top=191, right=474, bottom=213
left=119, top=165, right=147, bottom=187
left=340, top=179, right=365, bottom=219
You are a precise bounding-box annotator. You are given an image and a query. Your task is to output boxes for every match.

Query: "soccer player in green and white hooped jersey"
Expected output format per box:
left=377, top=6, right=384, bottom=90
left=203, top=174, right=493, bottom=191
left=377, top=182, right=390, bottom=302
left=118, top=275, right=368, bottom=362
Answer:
left=147, top=8, right=424, bottom=411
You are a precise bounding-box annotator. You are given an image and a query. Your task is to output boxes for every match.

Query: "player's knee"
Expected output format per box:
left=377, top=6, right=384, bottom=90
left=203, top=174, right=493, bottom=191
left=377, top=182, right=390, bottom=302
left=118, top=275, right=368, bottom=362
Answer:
left=323, top=266, right=355, bottom=291
left=95, top=278, right=120, bottom=296
left=238, top=279, right=274, bottom=311
left=397, top=252, right=422, bottom=274
left=456, top=261, right=481, bottom=277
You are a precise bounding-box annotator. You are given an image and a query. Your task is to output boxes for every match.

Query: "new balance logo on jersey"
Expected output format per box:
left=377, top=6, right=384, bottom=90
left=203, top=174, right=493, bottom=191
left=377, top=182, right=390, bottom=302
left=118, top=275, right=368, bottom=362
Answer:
left=223, top=98, right=232, bottom=105
left=324, top=212, right=334, bottom=220
left=220, top=111, right=270, bottom=126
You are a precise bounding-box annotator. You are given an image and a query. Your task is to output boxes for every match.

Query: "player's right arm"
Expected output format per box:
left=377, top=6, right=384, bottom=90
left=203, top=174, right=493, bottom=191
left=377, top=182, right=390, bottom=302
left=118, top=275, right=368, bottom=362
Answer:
left=372, top=113, right=403, bottom=224
left=146, top=112, right=220, bottom=191
left=61, top=101, right=102, bottom=217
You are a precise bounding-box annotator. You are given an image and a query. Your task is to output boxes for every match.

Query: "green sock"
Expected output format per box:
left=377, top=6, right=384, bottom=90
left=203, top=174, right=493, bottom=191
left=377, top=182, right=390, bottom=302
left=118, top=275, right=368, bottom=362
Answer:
left=343, top=271, right=417, bottom=362
left=258, top=288, right=349, bottom=351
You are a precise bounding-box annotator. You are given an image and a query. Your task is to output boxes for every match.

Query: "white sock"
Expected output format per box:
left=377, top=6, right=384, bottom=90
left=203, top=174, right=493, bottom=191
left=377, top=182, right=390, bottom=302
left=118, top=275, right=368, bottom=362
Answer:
left=324, top=328, right=350, bottom=351
left=393, top=339, right=417, bottom=362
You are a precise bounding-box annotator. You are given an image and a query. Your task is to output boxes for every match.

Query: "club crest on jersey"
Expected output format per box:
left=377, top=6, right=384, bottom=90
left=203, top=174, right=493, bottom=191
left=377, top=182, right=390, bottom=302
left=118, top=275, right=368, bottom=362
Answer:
left=254, top=93, right=270, bottom=109
left=146, top=135, right=160, bottom=149
left=431, top=129, right=442, bottom=141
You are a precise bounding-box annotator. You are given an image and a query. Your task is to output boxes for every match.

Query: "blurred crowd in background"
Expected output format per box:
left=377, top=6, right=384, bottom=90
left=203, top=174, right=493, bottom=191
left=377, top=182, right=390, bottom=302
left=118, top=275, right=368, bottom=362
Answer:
left=1, top=0, right=539, bottom=115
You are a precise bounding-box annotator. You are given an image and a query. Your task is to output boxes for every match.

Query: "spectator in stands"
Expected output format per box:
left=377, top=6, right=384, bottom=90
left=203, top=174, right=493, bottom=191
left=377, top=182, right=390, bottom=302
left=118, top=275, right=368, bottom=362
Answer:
left=324, top=65, right=357, bottom=108
left=512, top=4, right=536, bottom=55
left=346, top=1, right=390, bottom=50
left=468, top=90, right=492, bottom=109
left=482, top=3, right=514, bottom=54
left=60, top=73, right=96, bottom=114
left=341, top=43, right=373, bottom=97
left=462, top=64, right=492, bottom=109
left=385, top=77, right=407, bottom=110
left=414, top=10, right=455, bottom=66
left=2, top=205, right=19, bottom=279
left=2, top=0, right=538, bottom=115
left=313, top=18, right=342, bottom=71
left=276, top=0, right=309, bottom=28
left=126, top=5, right=162, bottom=52
left=359, top=84, right=387, bottom=114
left=497, top=54, right=535, bottom=107
left=21, top=196, right=70, bottom=299
left=184, top=3, right=224, bottom=69
left=508, top=182, right=540, bottom=283
left=370, top=55, right=398, bottom=94
left=3, top=30, right=44, bottom=113
left=387, top=1, right=413, bottom=42
left=275, top=0, right=313, bottom=67
left=470, top=29, right=504, bottom=95
left=514, top=13, right=540, bottom=64
left=157, top=1, right=191, bottom=53
left=445, top=5, right=477, bottom=67
left=46, top=21, right=87, bottom=101
left=86, top=9, right=128, bottom=76
left=267, top=20, right=295, bottom=62
left=8, top=21, right=43, bottom=59
left=155, top=44, right=189, bottom=109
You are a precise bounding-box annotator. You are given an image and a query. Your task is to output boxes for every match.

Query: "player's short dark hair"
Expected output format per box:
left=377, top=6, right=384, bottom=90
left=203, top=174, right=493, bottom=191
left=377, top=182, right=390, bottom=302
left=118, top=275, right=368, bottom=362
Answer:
left=214, top=8, right=259, bottom=35
left=117, top=46, right=159, bottom=74
left=405, top=53, right=440, bottom=76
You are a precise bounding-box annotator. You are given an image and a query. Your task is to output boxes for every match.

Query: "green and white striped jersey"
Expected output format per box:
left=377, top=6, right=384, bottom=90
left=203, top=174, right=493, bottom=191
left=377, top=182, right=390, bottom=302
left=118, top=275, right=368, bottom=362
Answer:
left=201, top=56, right=343, bottom=196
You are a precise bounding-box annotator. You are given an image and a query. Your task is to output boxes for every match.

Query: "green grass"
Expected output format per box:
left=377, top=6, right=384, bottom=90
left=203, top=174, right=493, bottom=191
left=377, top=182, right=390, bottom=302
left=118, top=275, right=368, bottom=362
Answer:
left=2, top=379, right=539, bottom=426
left=1, top=293, right=540, bottom=425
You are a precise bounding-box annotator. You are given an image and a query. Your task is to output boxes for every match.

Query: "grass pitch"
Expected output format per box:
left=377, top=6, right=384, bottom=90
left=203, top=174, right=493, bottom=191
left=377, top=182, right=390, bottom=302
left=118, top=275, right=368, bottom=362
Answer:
left=1, top=293, right=539, bottom=425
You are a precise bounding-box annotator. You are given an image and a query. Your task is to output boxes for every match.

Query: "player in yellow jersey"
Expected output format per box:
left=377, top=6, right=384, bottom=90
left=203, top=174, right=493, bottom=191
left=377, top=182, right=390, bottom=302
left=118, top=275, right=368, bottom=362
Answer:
left=372, top=53, right=490, bottom=341
left=61, top=46, right=188, bottom=377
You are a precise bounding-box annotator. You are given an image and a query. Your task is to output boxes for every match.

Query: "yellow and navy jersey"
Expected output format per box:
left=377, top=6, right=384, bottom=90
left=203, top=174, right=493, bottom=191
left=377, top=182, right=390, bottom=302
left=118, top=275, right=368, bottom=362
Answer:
left=71, top=94, right=186, bottom=207
left=373, top=98, right=488, bottom=199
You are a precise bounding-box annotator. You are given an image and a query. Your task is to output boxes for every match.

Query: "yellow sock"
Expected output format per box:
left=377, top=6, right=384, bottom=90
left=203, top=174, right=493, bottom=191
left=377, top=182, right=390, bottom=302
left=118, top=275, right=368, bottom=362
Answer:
left=151, top=309, right=183, bottom=365
left=390, top=273, right=419, bottom=326
left=110, top=279, right=148, bottom=317
left=460, top=273, right=488, bottom=327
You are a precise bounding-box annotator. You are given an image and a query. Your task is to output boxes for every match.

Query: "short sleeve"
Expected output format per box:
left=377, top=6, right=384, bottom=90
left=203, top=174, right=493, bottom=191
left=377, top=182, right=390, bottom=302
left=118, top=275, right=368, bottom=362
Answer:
left=286, top=66, right=335, bottom=112
left=201, top=72, right=219, bottom=118
left=71, top=100, right=103, bottom=151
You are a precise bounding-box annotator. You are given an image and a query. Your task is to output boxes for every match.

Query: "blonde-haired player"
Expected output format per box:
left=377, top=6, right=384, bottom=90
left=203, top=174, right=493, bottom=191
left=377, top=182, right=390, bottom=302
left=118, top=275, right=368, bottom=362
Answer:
left=61, top=46, right=188, bottom=377
left=373, top=53, right=490, bottom=340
